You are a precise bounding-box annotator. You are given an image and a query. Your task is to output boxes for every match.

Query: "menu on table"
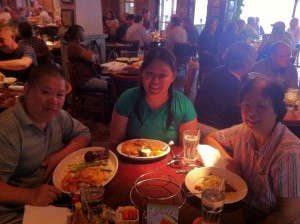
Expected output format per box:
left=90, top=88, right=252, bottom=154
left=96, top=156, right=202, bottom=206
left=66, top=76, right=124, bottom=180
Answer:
left=147, top=203, right=178, bottom=224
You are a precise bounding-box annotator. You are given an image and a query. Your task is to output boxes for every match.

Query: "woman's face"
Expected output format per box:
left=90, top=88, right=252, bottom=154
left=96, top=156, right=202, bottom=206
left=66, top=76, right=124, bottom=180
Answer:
left=142, top=59, right=176, bottom=97
left=241, top=90, right=277, bottom=137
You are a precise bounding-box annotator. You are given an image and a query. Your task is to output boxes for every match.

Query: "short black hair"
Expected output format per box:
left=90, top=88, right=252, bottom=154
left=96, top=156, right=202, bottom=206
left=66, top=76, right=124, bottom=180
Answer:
left=126, top=14, right=135, bottom=21
left=134, top=15, right=143, bottom=23
left=240, top=76, right=287, bottom=122
left=18, top=21, right=33, bottom=38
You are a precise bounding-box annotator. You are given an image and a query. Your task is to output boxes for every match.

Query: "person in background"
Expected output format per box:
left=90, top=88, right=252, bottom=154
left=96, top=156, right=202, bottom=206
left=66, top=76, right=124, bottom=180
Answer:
left=219, top=22, right=246, bottom=53
left=0, top=64, right=91, bottom=223
left=244, top=17, right=259, bottom=40
left=197, top=18, right=219, bottom=83
left=119, top=12, right=129, bottom=25
left=254, top=17, right=265, bottom=36
left=287, top=17, right=300, bottom=44
left=203, top=76, right=300, bottom=223
left=103, top=11, right=119, bottom=42
left=165, top=14, right=178, bottom=35
left=165, top=16, right=187, bottom=51
left=252, top=41, right=298, bottom=90
left=257, top=21, right=294, bottom=61
left=36, top=5, right=51, bottom=26
left=182, top=17, right=199, bottom=44
left=0, top=25, right=37, bottom=82
left=0, top=6, right=11, bottom=25
left=47, top=9, right=61, bottom=26
left=18, top=21, right=52, bottom=64
left=116, top=13, right=134, bottom=42
left=142, top=9, right=154, bottom=32
left=236, top=19, right=248, bottom=40
left=65, top=24, right=108, bottom=92
left=8, top=7, right=29, bottom=30
left=126, top=15, right=151, bottom=47
left=194, top=41, right=256, bottom=129
left=110, top=47, right=198, bottom=145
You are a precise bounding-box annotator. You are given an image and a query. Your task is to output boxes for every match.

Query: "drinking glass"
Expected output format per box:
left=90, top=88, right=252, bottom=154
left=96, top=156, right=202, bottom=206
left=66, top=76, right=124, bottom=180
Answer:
left=79, top=184, right=105, bottom=224
left=201, top=188, right=225, bottom=224
left=182, top=130, right=200, bottom=166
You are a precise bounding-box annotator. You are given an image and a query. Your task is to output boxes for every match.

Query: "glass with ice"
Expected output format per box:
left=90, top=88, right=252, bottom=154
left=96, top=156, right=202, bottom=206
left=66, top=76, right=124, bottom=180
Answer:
left=201, top=187, right=225, bottom=224
left=182, top=130, right=200, bottom=166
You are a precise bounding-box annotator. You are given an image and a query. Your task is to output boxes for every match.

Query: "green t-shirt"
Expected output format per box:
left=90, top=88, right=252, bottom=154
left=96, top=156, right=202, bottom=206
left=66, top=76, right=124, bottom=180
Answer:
left=114, top=87, right=197, bottom=144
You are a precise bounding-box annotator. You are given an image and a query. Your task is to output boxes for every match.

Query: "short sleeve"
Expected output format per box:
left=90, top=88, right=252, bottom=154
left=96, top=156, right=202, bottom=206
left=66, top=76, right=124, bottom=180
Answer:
left=114, top=88, right=139, bottom=117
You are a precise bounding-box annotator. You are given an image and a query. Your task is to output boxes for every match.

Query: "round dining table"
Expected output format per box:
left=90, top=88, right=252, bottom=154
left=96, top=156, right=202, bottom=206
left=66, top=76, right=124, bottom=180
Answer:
left=58, top=142, right=246, bottom=224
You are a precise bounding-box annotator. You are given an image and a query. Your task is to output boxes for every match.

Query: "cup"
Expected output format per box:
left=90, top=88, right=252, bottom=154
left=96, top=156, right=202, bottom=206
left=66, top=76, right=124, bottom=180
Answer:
left=79, top=184, right=105, bottom=224
left=201, top=188, right=225, bottom=224
left=182, top=130, right=200, bottom=166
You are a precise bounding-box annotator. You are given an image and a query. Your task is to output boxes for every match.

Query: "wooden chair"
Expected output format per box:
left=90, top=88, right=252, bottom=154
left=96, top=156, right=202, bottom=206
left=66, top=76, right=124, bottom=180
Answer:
left=184, top=60, right=199, bottom=98
left=65, top=61, right=108, bottom=121
left=109, top=73, right=141, bottom=103
left=173, top=43, right=198, bottom=73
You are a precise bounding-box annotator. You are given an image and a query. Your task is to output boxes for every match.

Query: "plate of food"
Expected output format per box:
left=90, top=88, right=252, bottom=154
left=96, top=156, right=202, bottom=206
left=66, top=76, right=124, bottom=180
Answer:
left=116, top=57, right=139, bottom=62
left=185, top=167, right=248, bottom=204
left=117, top=139, right=170, bottom=160
left=52, top=147, right=118, bottom=194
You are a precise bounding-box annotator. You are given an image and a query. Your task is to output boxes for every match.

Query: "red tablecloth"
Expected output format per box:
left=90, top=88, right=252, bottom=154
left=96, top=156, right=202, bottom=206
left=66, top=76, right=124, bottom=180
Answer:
left=90, top=143, right=245, bottom=224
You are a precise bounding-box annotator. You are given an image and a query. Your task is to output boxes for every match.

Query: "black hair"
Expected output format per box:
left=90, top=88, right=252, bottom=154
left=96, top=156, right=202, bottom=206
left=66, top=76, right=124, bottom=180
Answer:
left=240, top=76, right=287, bottom=122
left=18, top=21, right=33, bottom=38
left=134, top=15, right=143, bottom=23
left=126, top=14, right=135, bottom=21
left=28, top=64, right=66, bottom=87
left=63, top=24, right=83, bottom=42
left=135, top=47, right=176, bottom=130
left=171, top=17, right=181, bottom=27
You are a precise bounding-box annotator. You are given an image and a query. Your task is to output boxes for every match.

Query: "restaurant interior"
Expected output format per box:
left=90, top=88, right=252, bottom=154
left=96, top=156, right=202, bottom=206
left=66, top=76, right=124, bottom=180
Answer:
left=1, top=0, right=300, bottom=223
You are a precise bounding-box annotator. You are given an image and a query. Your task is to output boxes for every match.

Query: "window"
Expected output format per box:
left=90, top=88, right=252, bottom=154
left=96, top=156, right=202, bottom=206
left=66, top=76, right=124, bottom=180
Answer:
left=121, top=0, right=134, bottom=14
left=158, top=0, right=177, bottom=31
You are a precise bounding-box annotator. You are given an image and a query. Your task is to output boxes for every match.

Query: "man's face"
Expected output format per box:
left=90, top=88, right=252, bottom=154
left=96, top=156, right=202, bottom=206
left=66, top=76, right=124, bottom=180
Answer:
left=270, top=45, right=291, bottom=68
left=0, top=31, right=16, bottom=53
left=24, top=75, right=66, bottom=124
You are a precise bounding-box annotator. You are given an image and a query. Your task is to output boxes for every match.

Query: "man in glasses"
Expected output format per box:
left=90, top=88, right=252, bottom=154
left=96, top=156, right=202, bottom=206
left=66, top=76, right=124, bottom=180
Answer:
left=251, top=41, right=298, bottom=91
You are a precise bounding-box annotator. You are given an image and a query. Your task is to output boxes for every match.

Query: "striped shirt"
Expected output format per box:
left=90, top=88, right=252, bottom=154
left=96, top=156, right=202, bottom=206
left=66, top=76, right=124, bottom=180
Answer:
left=215, top=123, right=300, bottom=213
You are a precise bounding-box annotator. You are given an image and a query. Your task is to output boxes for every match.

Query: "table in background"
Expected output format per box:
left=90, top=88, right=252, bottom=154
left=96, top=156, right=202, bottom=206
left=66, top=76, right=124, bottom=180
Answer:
left=0, top=88, right=24, bottom=111
left=105, top=43, right=134, bottom=61
left=82, top=142, right=246, bottom=224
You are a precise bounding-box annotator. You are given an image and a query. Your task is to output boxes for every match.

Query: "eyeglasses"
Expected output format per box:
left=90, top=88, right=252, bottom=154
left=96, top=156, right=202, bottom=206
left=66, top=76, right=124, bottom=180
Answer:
left=240, top=102, right=272, bottom=113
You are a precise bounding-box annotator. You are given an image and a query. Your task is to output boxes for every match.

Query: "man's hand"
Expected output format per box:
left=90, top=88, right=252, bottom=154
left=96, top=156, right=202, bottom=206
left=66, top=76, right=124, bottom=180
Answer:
left=28, top=184, right=62, bottom=206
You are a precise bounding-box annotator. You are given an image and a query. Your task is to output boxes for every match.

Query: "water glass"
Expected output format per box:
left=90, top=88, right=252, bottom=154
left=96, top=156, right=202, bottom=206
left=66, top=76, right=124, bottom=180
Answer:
left=182, top=130, right=200, bottom=166
left=201, top=188, right=225, bottom=224
left=79, top=184, right=105, bottom=224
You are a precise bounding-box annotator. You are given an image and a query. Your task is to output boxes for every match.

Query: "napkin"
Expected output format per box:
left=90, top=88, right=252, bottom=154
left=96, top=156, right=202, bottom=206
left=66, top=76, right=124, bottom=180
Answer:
left=22, top=205, right=71, bottom=224
left=197, top=144, right=227, bottom=169
left=101, top=61, right=128, bottom=71
left=8, top=85, right=24, bottom=91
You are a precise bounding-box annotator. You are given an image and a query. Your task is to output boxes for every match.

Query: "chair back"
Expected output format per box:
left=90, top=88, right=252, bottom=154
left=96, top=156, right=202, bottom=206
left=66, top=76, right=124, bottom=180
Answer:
left=184, top=60, right=199, bottom=98
left=173, top=43, right=198, bottom=72
left=110, top=73, right=141, bottom=103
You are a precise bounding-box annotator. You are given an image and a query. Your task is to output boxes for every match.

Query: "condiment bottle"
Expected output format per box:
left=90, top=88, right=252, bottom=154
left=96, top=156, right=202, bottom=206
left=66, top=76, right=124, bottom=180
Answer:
left=71, top=202, right=89, bottom=224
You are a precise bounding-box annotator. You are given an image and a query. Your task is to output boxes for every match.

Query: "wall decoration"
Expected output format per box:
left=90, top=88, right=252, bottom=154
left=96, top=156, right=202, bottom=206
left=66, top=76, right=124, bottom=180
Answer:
left=61, top=9, right=74, bottom=27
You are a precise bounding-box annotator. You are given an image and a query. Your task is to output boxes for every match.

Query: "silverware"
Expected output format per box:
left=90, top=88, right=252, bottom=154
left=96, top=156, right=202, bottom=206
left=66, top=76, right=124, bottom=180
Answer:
left=163, top=140, right=174, bottom=151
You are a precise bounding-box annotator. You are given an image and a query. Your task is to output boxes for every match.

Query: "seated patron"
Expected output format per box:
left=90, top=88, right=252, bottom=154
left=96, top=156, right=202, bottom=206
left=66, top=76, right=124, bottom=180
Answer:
left=18, top=21, right=52, bottom=64
left=65, top=25, right=108, bottom=92
left=203, top=77, right=300, bottom=223
left=182, top=17, right=199, bottom=44
left=7, top=7, right=29, bottom=29
left=251, top=41, right=298, bottom=90
left=195, top=41, right=256, bottom=129
left=116, top=14, right=134, bottom=42
left=165, top=17, right=187, bottom=51
left=126, top=15, right=151, bottom=47
left=0, top=64, right=91, bottom=223
left=244, top=17, right=259, bottom=40
left=0, top=25, right=37, bottom=82
left=142, top=9, right=155, bottom=32
left=110, top=47, right=198, bottom=145
left=287, top=17, right=300, bottom=44
left=103, top=11, right=119, bottom=42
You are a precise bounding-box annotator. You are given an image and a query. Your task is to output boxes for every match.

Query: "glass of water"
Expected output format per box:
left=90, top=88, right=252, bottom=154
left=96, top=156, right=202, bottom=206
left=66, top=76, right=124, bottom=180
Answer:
left=182, top=130, right=200, bottom=166
left=201, top=187, right=225, bottom=224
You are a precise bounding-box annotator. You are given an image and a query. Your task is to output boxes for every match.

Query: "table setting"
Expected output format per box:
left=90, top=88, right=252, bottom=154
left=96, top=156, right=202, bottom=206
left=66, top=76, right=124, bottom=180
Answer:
left=38, top=127, right=249, bottom=224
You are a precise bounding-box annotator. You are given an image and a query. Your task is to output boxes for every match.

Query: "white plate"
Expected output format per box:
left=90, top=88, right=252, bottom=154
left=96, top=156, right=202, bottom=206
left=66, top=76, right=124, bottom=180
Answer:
left=117, top=139, right=170, bottom=161
left=52, top=147, right=118, bottom=194
left=185, top=167, right=248, bottom=204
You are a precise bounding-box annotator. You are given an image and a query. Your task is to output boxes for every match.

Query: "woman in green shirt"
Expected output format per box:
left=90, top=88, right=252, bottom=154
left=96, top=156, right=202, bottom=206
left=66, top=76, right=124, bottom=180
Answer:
left=110, top=47, right=198, bottom=145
